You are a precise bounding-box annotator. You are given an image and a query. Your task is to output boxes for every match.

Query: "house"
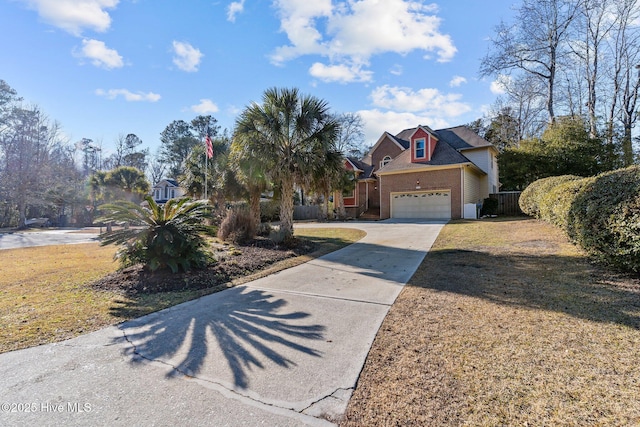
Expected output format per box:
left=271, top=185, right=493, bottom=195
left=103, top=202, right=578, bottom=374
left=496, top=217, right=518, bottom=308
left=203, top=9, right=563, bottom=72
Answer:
left=344, top=125, right=499, bottom=220
left=151, top=179, right=187, bottom=203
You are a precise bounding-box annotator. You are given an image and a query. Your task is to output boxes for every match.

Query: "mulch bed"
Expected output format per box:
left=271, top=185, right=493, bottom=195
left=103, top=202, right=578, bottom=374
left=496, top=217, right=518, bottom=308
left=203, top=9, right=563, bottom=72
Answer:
left=91, top=237, right=316, bottom=295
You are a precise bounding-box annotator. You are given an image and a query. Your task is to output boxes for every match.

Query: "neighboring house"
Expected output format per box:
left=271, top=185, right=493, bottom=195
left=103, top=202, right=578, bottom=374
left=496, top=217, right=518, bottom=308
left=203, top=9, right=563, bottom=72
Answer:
left=151, top=179, right=187, bottom=204
left=344, top=125, right=499, bottom=220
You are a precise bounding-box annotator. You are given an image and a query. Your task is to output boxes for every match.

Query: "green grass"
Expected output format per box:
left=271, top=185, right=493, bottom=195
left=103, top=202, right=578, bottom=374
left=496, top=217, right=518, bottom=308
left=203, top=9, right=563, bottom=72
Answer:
left=0, top=227, right=364, bottom=353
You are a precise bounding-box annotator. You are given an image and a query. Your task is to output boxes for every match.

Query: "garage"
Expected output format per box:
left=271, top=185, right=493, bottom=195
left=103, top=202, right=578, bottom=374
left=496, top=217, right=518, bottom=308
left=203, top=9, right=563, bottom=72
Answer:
left=390, top=191, right=451, bottom=219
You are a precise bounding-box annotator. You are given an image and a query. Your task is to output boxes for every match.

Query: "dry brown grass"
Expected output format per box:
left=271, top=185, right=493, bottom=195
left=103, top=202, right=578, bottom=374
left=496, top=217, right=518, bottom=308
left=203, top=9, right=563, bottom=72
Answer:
left=342, top=217, right=640, bottom=426
left=0, top=227, right=364, bottom=354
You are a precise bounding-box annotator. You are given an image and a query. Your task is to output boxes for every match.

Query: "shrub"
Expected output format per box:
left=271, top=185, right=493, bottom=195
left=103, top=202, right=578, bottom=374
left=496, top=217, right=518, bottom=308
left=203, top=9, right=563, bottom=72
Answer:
left=481, top=197, right=498, bottom=216
left=538, top=177, right=593, bottom=231
left=98, top=196, right=213, bottom=273
left=260, top=200, right=280, bottom=222
left=256, top=222, right=273, bottom=237
left=217, top=206, right=256, bottom=244
left=519, top=175, right=582, bottom=218
left=567, top=166, right=640, bottom=271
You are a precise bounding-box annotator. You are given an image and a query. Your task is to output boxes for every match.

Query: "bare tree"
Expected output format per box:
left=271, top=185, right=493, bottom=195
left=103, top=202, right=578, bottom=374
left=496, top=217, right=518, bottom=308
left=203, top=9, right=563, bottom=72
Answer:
left=333, top=112, right=366, bottom=157
left=148, top=148, right=167, bottom=186
left=481, top=0, right=581, bottom=123
left=572, top=0, right=617, bottom=137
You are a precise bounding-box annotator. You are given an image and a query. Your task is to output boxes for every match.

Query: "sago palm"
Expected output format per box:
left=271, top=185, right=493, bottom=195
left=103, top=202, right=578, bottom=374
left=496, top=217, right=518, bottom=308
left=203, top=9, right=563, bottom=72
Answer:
left=98, top=195, right=212, bottom=273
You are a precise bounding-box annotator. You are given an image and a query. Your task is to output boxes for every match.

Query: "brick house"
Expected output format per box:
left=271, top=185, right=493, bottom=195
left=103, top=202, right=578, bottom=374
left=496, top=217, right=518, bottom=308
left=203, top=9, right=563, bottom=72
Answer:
left=344, top=125, right=499, bottom=220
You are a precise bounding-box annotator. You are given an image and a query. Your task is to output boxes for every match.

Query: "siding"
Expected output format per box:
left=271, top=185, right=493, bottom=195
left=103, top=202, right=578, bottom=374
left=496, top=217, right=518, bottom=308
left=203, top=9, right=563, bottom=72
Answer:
left=461, top=148, right=499, bottom=195
left=463, top=167, right=481, bottom=204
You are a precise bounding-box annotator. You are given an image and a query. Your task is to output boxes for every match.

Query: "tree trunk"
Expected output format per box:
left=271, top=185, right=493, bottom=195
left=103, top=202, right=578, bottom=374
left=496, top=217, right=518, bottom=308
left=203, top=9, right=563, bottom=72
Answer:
left=279, top=175, right=295, bottom=240
left=319, top=190, right=329, bottom=221
left=334, top=190, right=347, bottom=219
left=249, top=188, right=261, bottom=230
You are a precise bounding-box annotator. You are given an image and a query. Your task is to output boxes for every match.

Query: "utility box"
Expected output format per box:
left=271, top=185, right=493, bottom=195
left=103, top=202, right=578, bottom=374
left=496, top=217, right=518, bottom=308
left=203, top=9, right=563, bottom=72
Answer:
left=463, top=203, right=478, bottom=219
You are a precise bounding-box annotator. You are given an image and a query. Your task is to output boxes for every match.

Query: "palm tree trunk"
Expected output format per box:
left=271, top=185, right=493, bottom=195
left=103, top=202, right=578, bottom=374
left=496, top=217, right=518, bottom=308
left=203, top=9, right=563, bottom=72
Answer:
left=249, top=188, right=261, bottom=230
left=279, top=174, right=295, bottom=240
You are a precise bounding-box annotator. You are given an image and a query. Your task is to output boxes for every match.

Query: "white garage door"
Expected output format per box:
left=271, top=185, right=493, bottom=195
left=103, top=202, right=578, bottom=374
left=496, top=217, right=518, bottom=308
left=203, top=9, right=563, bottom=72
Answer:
left=391, top=191, right=451, bottom=219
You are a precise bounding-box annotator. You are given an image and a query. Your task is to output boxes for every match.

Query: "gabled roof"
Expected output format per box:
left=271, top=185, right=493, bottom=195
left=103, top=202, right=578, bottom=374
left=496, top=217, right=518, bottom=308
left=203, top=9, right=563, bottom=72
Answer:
left=376, top=137, right=472, bottom=174
left=363, top=131, right=409, bottom=162
left=434, top=126, right=495, bottom=151
left=395, top=125, right=438, bottom=143
left=154, top=178, right=180, bottom=188
left=347, top=156, right=375, bottom=179
left=357, top=124, right=494, bottom=176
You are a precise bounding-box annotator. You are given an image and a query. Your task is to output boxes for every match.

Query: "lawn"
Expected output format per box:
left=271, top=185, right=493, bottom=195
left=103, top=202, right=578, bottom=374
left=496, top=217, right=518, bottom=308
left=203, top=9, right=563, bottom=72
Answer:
left=0, top=227, right=364, bottom=354
left=342, top=217, right=640, bottom=426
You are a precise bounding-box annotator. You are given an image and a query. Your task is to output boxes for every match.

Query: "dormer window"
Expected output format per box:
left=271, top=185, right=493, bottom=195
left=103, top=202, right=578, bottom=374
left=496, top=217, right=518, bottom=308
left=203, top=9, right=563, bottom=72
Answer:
left=415, top=138, right=426, bottom=159
left=380, top=155, right=392, bottom=168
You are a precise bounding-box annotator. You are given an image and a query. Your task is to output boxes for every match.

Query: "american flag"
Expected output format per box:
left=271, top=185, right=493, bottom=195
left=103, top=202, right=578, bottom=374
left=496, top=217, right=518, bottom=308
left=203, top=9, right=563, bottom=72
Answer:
left=205, top=134, right=213, bottom=159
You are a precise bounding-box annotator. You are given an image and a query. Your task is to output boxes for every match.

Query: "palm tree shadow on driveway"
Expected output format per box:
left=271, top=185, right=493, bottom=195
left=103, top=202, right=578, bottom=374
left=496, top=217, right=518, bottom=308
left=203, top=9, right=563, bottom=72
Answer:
left=116, top=286, right=325, bottom=389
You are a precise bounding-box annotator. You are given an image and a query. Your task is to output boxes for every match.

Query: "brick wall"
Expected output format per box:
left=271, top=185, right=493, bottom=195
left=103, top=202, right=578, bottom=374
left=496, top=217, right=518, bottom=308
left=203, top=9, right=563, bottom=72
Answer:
left=372, top=137, right=404, bottom=172
left=379, top=168, right=462, bottom=219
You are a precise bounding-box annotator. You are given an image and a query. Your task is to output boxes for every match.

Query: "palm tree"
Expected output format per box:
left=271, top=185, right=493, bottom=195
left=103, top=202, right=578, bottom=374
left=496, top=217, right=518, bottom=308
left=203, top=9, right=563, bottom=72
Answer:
left=97, top=195, right=212, bottom=273
left=309, top=149, right=346, bottom=220
left=229, top=142, right=270, bottom=230
left=233, top=87, right=339, bottom=240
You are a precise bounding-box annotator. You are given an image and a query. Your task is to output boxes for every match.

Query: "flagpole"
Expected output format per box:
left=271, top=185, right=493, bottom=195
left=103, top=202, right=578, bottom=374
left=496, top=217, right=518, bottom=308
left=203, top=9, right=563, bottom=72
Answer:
left=204, top=133, right=208, bottom=201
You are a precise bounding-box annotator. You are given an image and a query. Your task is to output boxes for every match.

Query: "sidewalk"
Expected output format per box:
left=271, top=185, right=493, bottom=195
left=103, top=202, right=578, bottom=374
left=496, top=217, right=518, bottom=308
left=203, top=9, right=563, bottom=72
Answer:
left=0, top=220, right=444, bottom=426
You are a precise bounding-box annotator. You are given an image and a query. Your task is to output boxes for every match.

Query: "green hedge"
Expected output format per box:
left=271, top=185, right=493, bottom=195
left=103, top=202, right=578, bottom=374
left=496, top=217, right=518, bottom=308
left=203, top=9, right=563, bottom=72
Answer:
left=567, top=166, right=640, bottom=271
left=521, top=166, right=640, bottom=272
left=540, top=177, right=593, bottom=231
left=519, top=175, right=582, bottom=218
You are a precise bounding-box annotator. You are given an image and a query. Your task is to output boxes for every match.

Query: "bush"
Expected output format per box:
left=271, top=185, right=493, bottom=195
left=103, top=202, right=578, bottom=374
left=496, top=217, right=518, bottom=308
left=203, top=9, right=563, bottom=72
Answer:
left=567, top=166, right=640, bottom=271
left=519, top=175, right=582, bottom=218
left=217, top=206, right=256, bottom=244
left=481, top=197, right=498, bottom=216
left=538, top=177, right=593, bottom=231
left=256, top=222, right=273, bottom=237
left=98, top=196, right=212, bottom=273
left=522, top=166, right=640, bottom=272
left=260, top=200, right=280, bottom=222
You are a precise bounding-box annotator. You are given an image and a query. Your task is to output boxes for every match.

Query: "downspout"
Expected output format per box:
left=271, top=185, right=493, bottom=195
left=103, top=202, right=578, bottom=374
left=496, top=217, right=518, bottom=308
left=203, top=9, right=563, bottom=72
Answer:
left=460, top=165, right=465, bottom=219
left=379, top=176, right=383, bottom=219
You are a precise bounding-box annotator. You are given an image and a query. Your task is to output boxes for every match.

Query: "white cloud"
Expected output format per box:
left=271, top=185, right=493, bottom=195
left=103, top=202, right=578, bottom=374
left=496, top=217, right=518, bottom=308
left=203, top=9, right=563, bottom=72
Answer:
left=390, top=64, right=403, bottom=76
left=172, top=41, right=203, bottom=72
left=490, top=75, right=511, bottom=94
left=95, top=88, right=161, bottom=102
left=75, top=39, right=123, bottom=69
left=358, top=109, right=451, bottom=145
left=270, top=0, right=456, bottom=80
left=370, top=85, right=471, bottom=117
left=20, top=0, right=119, bottom=36
left=355, top=84, right=474, bottom=145
left=449, top=75, right=467, bottom=87
left=309, top=62, right=373, bottom=83
left=191, top=99, right=219, bottom=114
left=227, top=0, right=245, bottom=22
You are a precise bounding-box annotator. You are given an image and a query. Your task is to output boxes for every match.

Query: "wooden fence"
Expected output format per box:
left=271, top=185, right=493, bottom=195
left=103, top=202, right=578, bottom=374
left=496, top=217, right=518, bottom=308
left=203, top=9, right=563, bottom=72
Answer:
left=293, top=205, right=321, bottom=220
left=489, top=192, right=523, bottom=216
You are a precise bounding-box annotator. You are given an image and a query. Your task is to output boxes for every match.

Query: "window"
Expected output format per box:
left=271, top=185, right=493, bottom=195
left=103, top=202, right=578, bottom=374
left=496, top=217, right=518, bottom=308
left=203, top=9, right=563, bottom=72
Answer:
left=380, top=155, right=392, bottom=168
left=415, top=138, right=425, bottom=159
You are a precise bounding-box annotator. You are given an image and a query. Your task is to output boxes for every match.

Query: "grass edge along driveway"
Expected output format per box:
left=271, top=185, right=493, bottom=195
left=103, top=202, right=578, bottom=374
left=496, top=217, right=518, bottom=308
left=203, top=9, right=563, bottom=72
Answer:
left=0, top=227, right=364, bottom=354
left=342, top=217, right=640, bottom=427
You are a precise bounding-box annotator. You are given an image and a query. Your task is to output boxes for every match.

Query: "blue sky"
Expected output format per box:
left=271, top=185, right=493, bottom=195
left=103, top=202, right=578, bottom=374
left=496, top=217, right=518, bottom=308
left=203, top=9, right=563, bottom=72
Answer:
left=1, top=0, right=516, bottom=156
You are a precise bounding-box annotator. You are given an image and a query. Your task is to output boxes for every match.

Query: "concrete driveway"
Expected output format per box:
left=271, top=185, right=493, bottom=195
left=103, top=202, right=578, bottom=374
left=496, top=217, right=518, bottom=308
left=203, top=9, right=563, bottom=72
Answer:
left=0, top=229, right=97, bottom=250
left=0, top=220, right=444, bottom=426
